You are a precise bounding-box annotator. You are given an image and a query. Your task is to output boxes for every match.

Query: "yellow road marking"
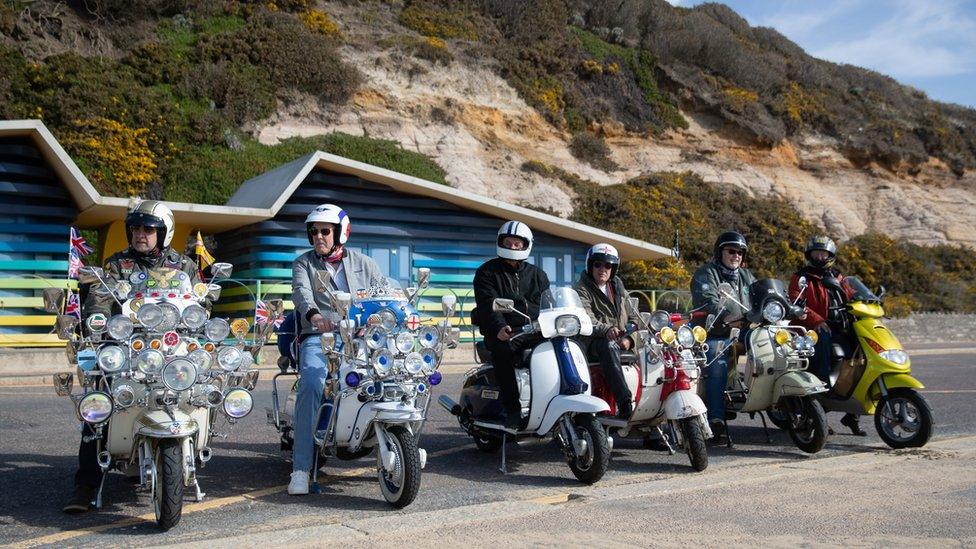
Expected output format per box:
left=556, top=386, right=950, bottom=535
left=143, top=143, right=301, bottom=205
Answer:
left=9, top=466, right=374, bottom=548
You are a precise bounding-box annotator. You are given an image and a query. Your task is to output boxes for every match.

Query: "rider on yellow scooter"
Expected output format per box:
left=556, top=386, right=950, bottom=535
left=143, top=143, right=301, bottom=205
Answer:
left=788, top=235, right=864, bottom=436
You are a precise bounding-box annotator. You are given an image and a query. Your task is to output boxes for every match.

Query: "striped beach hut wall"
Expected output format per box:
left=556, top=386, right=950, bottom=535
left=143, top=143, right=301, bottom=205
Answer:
left=214, top=152, right=674, bottom=332
left=0, top=133, right=79, bottom=346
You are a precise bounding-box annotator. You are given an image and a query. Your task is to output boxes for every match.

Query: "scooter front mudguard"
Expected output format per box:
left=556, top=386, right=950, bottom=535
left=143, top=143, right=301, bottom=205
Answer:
left=855, top=373, right=925, bottom=415
left=664, top=390, right=707, bottom=420
left=536, top=394, right=609, bottom=435
left=773, top=371, right=827, bottom=400
left=136, top=409, right=199, bottom=438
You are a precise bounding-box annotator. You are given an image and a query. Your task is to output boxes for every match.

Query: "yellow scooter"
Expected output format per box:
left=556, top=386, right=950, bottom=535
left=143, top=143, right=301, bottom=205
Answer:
left=817, top=276, right=933, bottom=448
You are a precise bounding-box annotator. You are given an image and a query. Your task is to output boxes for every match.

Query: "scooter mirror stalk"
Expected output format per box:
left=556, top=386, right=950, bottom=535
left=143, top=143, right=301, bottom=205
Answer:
left=77, top=266, right=105, bottom=285
left=315, top=270, right=333, bottom=293
left=717, top=282, right=734, bottom=298
left=417, top=267, right=431, bottom=289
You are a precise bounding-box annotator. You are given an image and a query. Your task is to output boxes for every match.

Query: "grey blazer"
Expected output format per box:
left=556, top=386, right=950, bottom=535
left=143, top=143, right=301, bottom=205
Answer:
left=292, top=249, right=386, bottom=337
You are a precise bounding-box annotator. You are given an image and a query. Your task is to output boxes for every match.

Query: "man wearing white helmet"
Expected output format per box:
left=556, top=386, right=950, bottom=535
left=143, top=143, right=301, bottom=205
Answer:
left=288, top=203, right=385, bottom=495
left=473, top=221, right=550, bottom=429
left=575, top=243, right=635, bottom=419
left=65, top=200, right=202, bottom=513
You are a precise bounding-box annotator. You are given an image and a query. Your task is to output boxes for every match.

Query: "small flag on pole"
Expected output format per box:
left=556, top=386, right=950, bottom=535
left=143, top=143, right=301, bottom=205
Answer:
left=255, top=299, right=283, bottom=328
left=65, top=292, right=81, bottom=319
left=70, top=227, right=94, bottom=258
left=195, top=231, right=215, bottom=270
left=67, top=249, right=84, bottom=280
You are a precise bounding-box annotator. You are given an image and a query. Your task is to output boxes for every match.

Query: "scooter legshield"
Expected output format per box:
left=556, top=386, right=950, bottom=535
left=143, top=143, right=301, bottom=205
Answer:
left=535, top=394, right=609, bottom=435
left=664, top=390, right=707, bottom=420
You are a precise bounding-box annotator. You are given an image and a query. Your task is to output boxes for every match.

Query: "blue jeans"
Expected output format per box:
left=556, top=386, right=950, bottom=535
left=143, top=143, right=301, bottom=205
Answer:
left=811, top=326, right=833, bottom=384
left=293, top=337, right=330, bottom=473
left=704, top=337, right=731, bottom=424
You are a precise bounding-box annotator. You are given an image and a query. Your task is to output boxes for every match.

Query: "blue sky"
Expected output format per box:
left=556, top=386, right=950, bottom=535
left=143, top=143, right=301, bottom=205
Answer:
left=668, top=0, right=976, bottom=108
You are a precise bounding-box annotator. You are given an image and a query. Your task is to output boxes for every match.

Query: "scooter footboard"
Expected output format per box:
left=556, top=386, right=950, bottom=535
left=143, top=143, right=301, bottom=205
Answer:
left=664, top=390, right=707, bottom=420
left=536, top=394, right=609, bottom=435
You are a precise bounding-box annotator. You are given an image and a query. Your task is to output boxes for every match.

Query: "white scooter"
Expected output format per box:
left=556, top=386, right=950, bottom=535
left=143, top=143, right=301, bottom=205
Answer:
left=440, top=287, right=612, bottom=484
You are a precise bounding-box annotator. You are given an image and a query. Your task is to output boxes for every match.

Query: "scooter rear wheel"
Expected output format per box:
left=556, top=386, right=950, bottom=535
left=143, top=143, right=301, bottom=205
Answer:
left=567, top=414, right=609, bottom=484
left=875, top=388, right=933, bottom=449
left=473, top=433, right=503, bottom=453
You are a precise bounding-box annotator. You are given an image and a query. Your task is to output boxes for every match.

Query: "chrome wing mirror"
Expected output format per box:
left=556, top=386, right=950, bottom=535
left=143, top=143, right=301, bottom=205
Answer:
left=441, top=294, right=457, bottom=318
left=332, top=291, right=352, bottom=319
left=210, top=262, right=233, bottom=280
left=55, top=315, right=80, bottom=340
left=492, top=298, right=515, bottom=313
left=42, top=288, right=66, bottom=314
left=314, top=270, right=332, bottom=293
left=416, top=267, right=431, bottom=289
left=53, top=372, right=73, bottom=396
left=320, top=332, right=336, bottom=353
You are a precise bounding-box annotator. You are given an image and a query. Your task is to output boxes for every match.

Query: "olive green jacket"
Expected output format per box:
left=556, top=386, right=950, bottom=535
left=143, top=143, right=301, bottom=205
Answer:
left=82, top=247, right=200, bottom=318
left=574, top=272, right=629, bottom=338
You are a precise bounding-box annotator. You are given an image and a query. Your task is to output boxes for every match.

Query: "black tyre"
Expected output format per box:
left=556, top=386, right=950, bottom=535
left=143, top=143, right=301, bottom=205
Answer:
left=153, top=439, right=184, bottom=530
left=378, top=426, right=421, bottom=508
left=784, top=397, right=828, bottom=454
left=766, top=410, right=791, bottom=431
left=566, top=414, right=610, bottom=484
left=680, top=418, right=709, bottom=472
left=875, top=388, right=933, bottom=449
left=473, top=433, right=503, bottom=453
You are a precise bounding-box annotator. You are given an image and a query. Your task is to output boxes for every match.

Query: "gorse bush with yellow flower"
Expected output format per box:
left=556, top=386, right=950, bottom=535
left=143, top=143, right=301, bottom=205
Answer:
left=64, top=118, right=158, bottom=197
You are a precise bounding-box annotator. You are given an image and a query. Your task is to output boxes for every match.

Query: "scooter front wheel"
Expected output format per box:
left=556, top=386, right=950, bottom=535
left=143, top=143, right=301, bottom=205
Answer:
left=680, top=418, right=709, bottom=472
left=784, top=397, right=827, bottom=454
left=875, top=388, right=933, bottom=449
left=153, top=439, right=184, bottom=530
left=378, top=426, right=421, bottom=508
left=566, top=414, right=610, bottom=484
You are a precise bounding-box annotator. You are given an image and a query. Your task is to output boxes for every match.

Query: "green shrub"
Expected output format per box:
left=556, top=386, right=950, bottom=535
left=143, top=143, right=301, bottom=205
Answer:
left=378, top=34, right=454, bottom=65
left=399, top=1, right=480, bottom=40
left=569, top=132, right=617, bottom=171
left=165, top=133, right=448, bottom=205
left=184, top=61, right=276, bottom=125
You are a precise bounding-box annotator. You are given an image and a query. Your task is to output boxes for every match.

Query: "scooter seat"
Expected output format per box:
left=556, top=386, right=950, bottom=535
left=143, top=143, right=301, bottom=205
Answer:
left=475, top=340, right=491, bottom=364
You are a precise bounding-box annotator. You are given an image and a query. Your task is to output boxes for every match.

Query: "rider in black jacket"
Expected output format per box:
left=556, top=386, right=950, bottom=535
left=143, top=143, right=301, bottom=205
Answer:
left=473, top=221, right=550, bottom=429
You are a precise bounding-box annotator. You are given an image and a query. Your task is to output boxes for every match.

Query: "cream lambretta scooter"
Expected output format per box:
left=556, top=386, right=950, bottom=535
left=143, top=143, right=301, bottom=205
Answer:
left=710, top=279, right=829, bottom=453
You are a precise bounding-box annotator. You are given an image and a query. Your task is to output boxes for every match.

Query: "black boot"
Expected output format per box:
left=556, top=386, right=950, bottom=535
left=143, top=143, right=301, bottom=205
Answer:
left=840, top=413, right=867, bottom=436
left=63, top=484, right=97, bottom=514
left=615, top=399, right=633, bottom=419
left=708, top=420, right=727, bottom=444
left=642, top=435, right=670, bottom=451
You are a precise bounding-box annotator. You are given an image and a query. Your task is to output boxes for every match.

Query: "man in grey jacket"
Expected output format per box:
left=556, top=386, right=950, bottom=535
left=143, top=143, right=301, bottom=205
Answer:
left=690, top=231, right=756, bottom=441
left=288, top=203, right=385, bottom=495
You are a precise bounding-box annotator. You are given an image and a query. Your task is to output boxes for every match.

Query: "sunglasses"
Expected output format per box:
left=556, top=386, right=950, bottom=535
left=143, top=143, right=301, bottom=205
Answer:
left=723, top=248, right=744, bottom=256
left=308, top=227, right=333, bottom=237
left=592, top=261, right=614, bottom=270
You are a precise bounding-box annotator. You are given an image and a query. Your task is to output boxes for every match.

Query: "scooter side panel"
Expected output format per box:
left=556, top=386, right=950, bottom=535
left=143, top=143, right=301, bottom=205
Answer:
left=535, top=394, right=609, bottom=435
left=107, top=406, right=142, bottom=456
left=773, top=371, right=826, bottom=399
left=528, top=341, right=560, bottom=432
left=334, top=394, right=369, bottom=445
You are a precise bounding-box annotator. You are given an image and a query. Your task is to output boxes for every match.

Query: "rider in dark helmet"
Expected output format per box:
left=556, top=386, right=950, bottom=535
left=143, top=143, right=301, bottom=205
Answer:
left=690, top=231, right=756, bottom=442
left=789, top=235, right=864, bottom=436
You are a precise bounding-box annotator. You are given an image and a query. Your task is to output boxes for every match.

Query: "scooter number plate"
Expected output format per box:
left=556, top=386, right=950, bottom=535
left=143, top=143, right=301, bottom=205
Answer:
left=481, top=389, right=499, bottom=400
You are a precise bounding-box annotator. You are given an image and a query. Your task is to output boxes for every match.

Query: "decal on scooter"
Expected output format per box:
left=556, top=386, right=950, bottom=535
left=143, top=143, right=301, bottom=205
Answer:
left=481, top=389, right=499, bottom=400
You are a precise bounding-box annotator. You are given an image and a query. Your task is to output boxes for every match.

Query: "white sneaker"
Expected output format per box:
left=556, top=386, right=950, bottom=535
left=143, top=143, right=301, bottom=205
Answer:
left=288, top=471, right=309, bottom=495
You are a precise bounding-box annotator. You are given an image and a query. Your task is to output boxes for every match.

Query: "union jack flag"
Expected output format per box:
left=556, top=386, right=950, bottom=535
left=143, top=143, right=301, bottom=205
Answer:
left=255, top=299, right=283, bottom=328
left=65, top=292, right=81, bottom=319
left=67, top=249, right=84, bottom=280
left=70, top=227, right=94, bottom=258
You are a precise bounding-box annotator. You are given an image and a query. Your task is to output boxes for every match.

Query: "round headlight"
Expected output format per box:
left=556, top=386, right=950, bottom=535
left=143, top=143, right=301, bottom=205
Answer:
left=202, top=384, right=223, bottom=406
left=134, top=349, right=165, bottom=375
left=774, top=328, right=792, bottom=346
left=216, top=346, right=244, bottom=372
left=421, top=348, right=438, bottom=372
left=658, top=326, right=676, bottom=345
left=650, top=310, right=671, bottom=331
left=806, top=329, right=819, bottom=345
left=692, top=325, right=707, bottom=344
left=106, top=315, right=133, bottom=340
left=223, top=388, right=253, bottom=418
left=377, top=308, right=397, bottom=332
left=365, top=325, right=388, bottom=351
left=78, top=391, right=113, bottom=424
left=181, top=304, right=208, bottom=331
left=417, top=326, right=439, bottom=349
left=404, top=352, right=424, bottom=375
left=395, top=332, right=415, bottom=354
left=157, top=302, right=180, bottom=332
left=762, top=301, right=786, bottom=323
left=113, top=384, right=136, bottom=407
left=96, top=345, right=127, bottom=373
left=136, top=303, right=163, bottom=330
left=372, top=349, right=393, bottom=376
left=204, top=318, right=231, bottom=342
left=162, top=358, right=197, bottom=391
left=555, top=314, right=581, bottom=337
left=188, top=349, right=212, bottom=372
left=676, top=325, right=695, bottom=348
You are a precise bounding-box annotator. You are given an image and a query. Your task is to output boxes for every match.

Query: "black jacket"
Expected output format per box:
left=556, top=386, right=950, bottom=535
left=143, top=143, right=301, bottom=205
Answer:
left=473, top=257, right=550, bottom=342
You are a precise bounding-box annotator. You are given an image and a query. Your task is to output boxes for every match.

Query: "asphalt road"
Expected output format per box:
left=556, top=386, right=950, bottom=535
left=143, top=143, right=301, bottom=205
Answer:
left=1, top=345, right=974, bottom=547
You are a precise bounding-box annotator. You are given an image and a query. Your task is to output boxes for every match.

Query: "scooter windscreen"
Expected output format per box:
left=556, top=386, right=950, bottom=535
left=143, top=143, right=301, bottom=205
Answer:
left=746, top=278, right=794, bottom=324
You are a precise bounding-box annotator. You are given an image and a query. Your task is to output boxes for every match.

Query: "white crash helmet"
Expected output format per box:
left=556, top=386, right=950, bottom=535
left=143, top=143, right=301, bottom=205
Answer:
left=125, top=200, right=175, bottom=248
left=496, top=220, right=533, bottom=261
left=305, top=203, right=351, bottom=246
left=586, top=243, right=620, bottom=278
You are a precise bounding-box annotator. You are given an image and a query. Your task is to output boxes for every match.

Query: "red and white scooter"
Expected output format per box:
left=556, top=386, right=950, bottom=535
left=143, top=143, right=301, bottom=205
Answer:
left=590, top=301, right=712, bottom=471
